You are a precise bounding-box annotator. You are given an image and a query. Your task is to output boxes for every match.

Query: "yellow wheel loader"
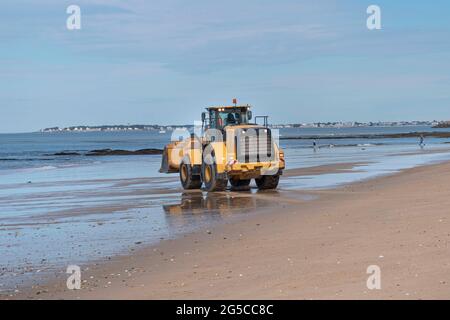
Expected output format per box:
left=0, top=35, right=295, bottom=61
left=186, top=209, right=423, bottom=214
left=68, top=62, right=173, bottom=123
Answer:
left=159, top=103, right=285, bottom=192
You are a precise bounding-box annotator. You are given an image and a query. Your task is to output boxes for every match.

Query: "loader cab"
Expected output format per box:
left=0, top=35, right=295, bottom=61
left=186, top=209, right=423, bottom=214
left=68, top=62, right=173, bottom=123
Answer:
left=203, top=106, right=253, bottom=130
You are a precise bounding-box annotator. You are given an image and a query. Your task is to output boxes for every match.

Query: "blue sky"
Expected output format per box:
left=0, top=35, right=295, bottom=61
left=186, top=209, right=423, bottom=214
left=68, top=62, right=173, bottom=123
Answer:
left=1, top=0, right=450, bottom=133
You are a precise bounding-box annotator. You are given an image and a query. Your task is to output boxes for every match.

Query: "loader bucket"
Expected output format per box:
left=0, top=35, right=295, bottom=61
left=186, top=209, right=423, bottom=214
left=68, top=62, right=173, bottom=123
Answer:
left=159, top=147, right=171, bottom=173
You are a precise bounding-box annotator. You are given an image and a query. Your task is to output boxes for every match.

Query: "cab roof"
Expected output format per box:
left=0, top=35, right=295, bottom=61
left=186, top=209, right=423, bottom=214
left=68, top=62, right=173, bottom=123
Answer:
left=207, top=105, right=251, bottom=111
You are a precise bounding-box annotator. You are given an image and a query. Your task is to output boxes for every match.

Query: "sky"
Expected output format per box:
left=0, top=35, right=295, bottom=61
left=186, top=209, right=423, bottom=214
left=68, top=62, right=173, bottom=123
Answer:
left=1, top=0, right=450, bottom=133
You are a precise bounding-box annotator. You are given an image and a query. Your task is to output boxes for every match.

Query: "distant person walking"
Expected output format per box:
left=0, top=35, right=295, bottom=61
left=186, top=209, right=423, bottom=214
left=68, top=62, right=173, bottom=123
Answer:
left=313, top=140, right=318, bottom=152
left=419, top=134, right=425, bottom=149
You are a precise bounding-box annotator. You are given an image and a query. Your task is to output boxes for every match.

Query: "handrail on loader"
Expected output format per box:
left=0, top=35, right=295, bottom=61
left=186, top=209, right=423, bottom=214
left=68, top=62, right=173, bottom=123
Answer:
left=254, top=116, right=269, bottom=127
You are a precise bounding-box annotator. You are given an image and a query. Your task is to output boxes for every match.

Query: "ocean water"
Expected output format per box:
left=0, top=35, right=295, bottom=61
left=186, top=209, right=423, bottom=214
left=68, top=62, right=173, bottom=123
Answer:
left=1, top=125, right=450, bottom=178
left=2, top=126, right=450, bottom=293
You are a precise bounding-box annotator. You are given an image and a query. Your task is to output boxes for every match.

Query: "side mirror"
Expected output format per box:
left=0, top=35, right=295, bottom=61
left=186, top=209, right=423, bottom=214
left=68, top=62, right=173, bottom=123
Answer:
left=201, top=112, right=206, bottom=122
left=247, top=111, right=252, bottom=121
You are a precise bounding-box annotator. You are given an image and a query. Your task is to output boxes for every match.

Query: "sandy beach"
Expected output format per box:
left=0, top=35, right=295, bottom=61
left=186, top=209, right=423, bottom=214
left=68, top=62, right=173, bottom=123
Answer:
left=10, top=159, right=450, bottom=300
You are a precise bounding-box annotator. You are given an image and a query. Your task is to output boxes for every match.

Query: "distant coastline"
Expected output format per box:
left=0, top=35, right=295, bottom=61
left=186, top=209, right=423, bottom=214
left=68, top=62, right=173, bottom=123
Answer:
left=40, top=120, right=447, bottom=133
left=39, top=125, right=190, bottom=133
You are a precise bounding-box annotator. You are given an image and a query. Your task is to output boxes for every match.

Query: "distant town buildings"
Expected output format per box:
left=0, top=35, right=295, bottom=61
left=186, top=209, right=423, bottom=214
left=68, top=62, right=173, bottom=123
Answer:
left=40, top=125, right=188, bottom=133
left=271, top=120, right=440, bottom=129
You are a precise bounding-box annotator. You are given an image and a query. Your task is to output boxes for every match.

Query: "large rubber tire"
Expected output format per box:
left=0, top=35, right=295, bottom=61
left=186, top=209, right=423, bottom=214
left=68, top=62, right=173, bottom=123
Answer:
left=202, top=161, right=228, bottom=192
left=229, top=178, right=251, bottom=191
left=255, top=174, right=280, bottom=190
left=179, top=161, right=202, bottom=190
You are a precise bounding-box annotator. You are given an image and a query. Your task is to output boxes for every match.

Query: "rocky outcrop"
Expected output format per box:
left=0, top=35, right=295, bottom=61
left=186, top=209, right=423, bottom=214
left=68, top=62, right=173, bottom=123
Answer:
left=53, top=152, right=82, bottom=156
left=86, top=148, right=163, bottom=156
left=50, top=149, right=163, bottom=156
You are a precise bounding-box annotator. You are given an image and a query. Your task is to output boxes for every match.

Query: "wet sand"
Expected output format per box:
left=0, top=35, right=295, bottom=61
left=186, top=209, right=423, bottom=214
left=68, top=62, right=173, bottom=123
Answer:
left=282, top=162, right=369, bottom=177
left=0, top=162, right=358, bottom=296
left=11, top=160, right=450, bottom=299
